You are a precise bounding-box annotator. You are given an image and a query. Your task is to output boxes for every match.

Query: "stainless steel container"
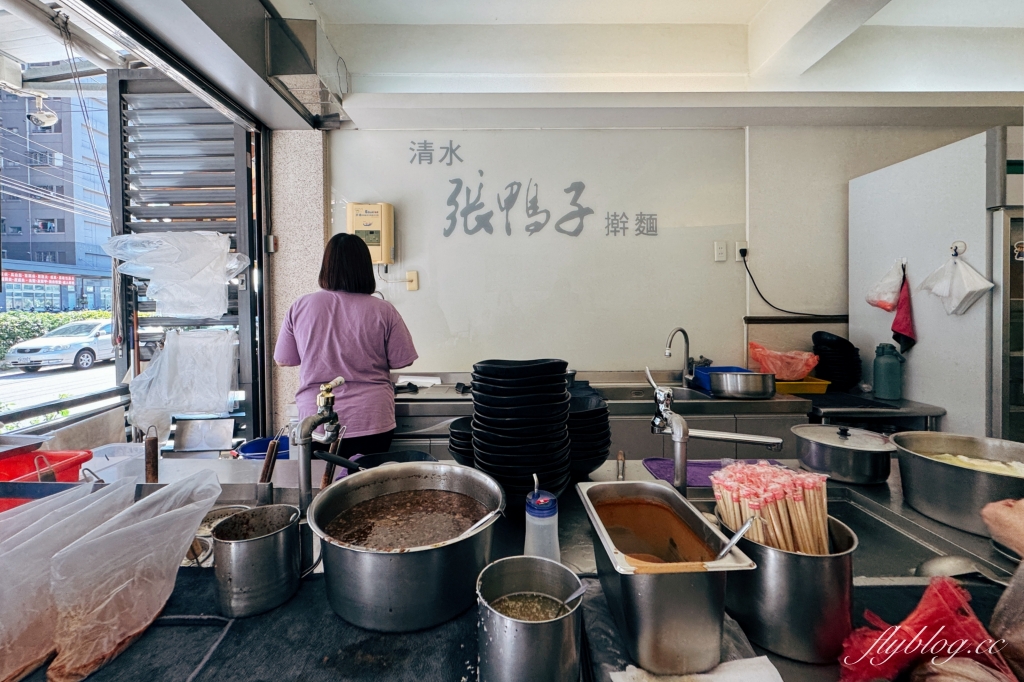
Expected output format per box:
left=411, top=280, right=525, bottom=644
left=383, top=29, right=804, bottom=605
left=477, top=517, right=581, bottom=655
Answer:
left=307, top=462, right=505, bottom=632
left=577, top=480, right=755, bottom=675
left=794, top=424, right=894, bottom=485
left=212, top=504, right=300, bottom=618
left=892, top=432, right=1024, bottom=537
left=722, top=515, right=857, bottom=664
left=477, top=556, right=582, bottom=682
left=708, top=372, right=776, bottom=399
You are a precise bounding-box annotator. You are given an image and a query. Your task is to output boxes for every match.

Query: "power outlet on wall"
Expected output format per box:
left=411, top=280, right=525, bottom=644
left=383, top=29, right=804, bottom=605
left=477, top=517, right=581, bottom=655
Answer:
left=714, top=241, right=727, bottom=262
left=736, top=241, right=748, bottom=261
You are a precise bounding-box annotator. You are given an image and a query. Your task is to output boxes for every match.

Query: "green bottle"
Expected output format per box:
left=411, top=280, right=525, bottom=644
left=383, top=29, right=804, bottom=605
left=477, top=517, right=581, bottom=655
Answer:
left=873, top=343, right=905, bottom=400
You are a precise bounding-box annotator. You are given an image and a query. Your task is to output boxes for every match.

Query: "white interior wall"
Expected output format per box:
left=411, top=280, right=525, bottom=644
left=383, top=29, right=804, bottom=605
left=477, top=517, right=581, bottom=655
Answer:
left=848, top=133, right=989, bottom=436
left=329, top=129, right=747, bottom=372
left=745, top=125, right=985, bottom=353
left=323, top=23, right=1024, bottom=93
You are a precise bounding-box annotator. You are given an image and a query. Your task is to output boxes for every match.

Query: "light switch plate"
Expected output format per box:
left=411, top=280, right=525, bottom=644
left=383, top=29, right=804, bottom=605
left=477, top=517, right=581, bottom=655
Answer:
left=406, top=271, right=419, bottom=291
left=735, top=241, right=748, bottom=261
left=714, top=241, right=727, bottom=262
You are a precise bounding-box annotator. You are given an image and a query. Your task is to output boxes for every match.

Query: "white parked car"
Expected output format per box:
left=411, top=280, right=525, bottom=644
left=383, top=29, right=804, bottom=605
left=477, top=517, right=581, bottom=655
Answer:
left=5, top=321, right=115, bottom=372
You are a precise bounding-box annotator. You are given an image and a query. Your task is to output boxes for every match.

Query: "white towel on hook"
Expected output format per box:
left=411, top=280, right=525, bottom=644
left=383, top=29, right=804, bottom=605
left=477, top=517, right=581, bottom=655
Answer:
left=918, top=256, right=994, bottom=315
left=609, top=657, right=784, bottom=682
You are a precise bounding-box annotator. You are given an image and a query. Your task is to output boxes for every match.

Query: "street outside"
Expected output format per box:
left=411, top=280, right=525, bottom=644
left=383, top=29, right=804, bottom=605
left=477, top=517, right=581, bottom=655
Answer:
left=0, top=362, right=118, bottom=416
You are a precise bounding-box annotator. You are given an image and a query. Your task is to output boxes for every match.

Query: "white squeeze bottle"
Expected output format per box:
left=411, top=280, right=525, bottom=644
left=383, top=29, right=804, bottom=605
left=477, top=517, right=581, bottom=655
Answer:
left=524, top=474, right=560, bottom=561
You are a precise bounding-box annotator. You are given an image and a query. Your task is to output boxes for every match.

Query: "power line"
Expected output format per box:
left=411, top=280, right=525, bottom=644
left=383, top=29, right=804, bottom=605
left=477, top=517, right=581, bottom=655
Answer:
left=0, top=187, right=110, bottom=220
left=0, top=179, right=111, bottom=221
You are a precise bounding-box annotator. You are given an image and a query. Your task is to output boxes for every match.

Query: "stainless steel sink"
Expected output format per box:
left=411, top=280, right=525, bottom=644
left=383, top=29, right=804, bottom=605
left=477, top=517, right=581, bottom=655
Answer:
left=595, top=385, right=709, bottom=402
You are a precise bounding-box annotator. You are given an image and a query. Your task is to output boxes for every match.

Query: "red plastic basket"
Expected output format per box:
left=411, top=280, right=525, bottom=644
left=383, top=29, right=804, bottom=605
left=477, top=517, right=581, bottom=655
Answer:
left=0, top=450, right=93, bottom=512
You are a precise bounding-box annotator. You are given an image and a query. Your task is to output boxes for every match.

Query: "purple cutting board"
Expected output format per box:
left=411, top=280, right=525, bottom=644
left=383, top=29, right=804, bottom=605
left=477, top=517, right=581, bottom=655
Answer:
left=643, top=457, right=782, bottom=487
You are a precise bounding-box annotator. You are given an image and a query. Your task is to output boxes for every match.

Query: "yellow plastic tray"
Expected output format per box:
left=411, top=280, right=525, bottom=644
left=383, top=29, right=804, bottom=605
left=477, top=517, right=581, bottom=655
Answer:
left=776, top=376, right=830, bottom=394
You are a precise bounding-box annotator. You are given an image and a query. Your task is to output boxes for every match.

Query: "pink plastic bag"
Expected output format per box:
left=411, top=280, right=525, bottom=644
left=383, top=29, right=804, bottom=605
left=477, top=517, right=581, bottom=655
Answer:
left=749, top=342, right=819, bottom=381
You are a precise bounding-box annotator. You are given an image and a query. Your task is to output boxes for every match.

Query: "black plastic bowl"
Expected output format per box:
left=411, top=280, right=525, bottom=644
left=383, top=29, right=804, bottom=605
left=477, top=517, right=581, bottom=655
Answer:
left=474, top=446, right=571, bottom=470
left=471, top=417, right=566, bottom=438
left=811, top=331, right=856, bottom=351
left=472, top=390, right=570, bottom=409
left=473, top=434, right=571, bottom=456
left=474, top=398, right=570, bottom=420
left=569, top=395, right=607, bottom=413
left=473, top=426, right=568, bottom=448
left=449, top=416, right=474, bottom=437
left=470, top=373, right=568, bottom=389
left=471, top=380, right=567, bottom=398
left=472, top=359, right=569, bottom=380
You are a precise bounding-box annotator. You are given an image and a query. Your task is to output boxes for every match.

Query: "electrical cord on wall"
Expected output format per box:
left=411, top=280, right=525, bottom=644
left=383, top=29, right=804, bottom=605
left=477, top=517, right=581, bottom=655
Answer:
left=376, top=264, right=407, bottom=284
left=739, top=248, right=837, bottom=318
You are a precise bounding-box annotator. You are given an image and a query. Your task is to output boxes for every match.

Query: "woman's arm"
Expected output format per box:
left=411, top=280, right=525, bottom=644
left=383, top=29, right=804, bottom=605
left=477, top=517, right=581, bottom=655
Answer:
left=385, top=307, right=419, bottom=370
left=273, top=305, right=302, bottom=367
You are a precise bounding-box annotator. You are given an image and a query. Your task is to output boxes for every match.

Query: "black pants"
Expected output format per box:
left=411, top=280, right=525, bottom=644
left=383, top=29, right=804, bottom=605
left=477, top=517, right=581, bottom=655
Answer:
left=313, top=429, right=394, bottom=458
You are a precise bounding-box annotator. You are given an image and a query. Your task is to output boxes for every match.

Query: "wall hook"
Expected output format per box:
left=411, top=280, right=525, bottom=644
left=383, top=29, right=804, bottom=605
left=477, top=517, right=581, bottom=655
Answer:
left=951, top=241, right=967, bottom=258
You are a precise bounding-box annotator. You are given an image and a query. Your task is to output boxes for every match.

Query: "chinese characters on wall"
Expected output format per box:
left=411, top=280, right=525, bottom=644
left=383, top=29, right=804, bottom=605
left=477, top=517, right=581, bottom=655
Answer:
left=407, top=139, right=659, bottom=239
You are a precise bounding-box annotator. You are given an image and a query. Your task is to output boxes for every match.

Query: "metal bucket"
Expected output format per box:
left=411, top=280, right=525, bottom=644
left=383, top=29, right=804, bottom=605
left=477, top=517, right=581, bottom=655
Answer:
left=477, top=556, right=582, bottom=682
left=307, top=462, right=505, bottom=632
left=212, top=504, right=300, bottom=618
left=722, top=515, right=857, bottom=664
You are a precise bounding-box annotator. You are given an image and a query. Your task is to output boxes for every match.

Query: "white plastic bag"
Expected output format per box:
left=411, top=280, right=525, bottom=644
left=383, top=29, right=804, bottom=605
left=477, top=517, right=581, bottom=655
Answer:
left=0, top=484, right=93, bottom=545
left=866, top=258, right=906, bottom=312
left=0, top=481, right=135, bottom=682
left=918, top=256, right=995, bottom=315
left=129, top=329, right=238, bottom=440
left=102, top=232, right=249, bottom=319
left=47, top=470, right=221, bottom=682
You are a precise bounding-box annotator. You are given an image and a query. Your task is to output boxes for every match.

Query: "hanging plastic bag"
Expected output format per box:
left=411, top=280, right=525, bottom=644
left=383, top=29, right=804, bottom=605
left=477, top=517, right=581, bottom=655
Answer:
left=866, top=259, right=907, bottom=312
left=749, top=342, right=819, bottom=381
left=102, top=232, right=250, bottom=319
left=0, top=480, right=134, bottom=682
left=129, top=329, right=238, bottom=440
left=918, top=256, right=994, bottom=316
left=47, top=470, right=221, bottom=682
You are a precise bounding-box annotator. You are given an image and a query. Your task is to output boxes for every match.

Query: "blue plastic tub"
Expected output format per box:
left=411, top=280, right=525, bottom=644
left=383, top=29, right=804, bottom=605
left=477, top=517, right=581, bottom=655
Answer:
left=691, top=366, right=751, bottom=393
left=238, top=436, right=290, bottom=460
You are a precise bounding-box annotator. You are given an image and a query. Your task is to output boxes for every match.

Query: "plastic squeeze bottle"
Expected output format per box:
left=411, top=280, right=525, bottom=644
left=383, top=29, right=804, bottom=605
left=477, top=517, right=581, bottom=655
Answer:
left=524, top=476, right=560, bottom=561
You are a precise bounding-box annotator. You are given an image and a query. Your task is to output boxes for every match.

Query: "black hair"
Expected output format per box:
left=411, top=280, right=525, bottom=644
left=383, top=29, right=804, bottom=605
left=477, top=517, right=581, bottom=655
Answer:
left=319, top=233, right=375, bottom=294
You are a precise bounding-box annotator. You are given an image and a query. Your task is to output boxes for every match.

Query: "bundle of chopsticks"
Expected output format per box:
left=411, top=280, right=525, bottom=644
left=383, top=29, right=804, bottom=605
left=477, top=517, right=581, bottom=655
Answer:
left=710, top=461, right=830, bottom=555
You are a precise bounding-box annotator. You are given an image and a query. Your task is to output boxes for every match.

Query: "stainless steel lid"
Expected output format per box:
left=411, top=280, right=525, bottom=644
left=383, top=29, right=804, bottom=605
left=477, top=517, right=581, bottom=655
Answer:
left=792, top=424, right=896, bottom=452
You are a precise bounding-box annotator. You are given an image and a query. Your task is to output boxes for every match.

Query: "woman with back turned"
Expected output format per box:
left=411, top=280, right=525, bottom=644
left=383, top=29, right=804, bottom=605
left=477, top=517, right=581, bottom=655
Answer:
left=274, top=233, right=418, bottom=458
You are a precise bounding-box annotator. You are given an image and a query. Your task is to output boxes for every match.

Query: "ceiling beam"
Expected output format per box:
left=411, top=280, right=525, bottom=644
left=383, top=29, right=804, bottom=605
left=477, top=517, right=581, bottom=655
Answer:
left=748, top=0, right=891, bottom=78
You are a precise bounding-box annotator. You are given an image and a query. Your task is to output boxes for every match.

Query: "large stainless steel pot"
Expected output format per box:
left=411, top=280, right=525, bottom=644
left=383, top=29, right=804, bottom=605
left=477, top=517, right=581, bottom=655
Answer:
left=794, top=424, right=894, bottom=485
left=892, top=432, right=1024, bottom=537
left=307, top=461, right=505, bottom=632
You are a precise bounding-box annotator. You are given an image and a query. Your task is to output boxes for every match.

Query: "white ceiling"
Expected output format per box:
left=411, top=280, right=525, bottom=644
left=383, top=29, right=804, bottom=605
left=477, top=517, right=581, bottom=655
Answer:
left=0, top=11, right=74, bottom=64
left=311, top=0, right=1024, bottom=27
left=866, top=0, right=1024, bottom=28
left=311, top=0, right=773, bottom=25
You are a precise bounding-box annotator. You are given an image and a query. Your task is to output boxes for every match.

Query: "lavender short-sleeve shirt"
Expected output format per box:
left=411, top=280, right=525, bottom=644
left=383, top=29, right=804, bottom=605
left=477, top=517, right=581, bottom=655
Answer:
left=273, top=290, right=418, bottom=437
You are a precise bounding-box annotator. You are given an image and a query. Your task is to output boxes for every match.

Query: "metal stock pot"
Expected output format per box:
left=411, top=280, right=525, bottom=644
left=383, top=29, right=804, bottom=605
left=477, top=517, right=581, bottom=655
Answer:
left=307, top=461, right=505, bottom=632
left=793, top=424, right=894, bottom=485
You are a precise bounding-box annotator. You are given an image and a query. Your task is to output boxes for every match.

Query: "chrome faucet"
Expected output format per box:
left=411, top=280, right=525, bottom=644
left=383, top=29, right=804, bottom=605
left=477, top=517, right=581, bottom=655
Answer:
left=664, top=327, right=691, bottom=379
left=644, top=367, right=784, bottom=497
left=295, top=377, right=346, bottom=516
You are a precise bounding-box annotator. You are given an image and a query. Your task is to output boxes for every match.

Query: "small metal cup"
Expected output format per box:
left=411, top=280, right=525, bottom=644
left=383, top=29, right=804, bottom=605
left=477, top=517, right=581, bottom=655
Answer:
left=477, top=556, right=582, bottom=682
left=212, top=504, right=301, bottom=618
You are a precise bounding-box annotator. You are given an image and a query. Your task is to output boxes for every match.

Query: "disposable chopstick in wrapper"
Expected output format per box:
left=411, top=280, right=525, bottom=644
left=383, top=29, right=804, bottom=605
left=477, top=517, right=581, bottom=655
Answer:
left=710, top=461, right=830, bottom=556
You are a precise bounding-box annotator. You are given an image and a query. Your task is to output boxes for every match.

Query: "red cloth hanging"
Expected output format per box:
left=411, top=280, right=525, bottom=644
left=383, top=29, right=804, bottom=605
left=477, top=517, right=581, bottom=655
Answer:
left=891, top=265, right=917, bottom=354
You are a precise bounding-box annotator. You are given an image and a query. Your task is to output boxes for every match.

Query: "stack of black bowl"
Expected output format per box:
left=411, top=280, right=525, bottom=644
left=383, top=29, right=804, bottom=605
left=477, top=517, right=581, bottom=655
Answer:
left=568, top=393, right=611, bottom=478
left=470, top=359, right=571, bottom=501
left=447, top=416, right=475, bottom=466
left=812, top=331, right=862, bottom=392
